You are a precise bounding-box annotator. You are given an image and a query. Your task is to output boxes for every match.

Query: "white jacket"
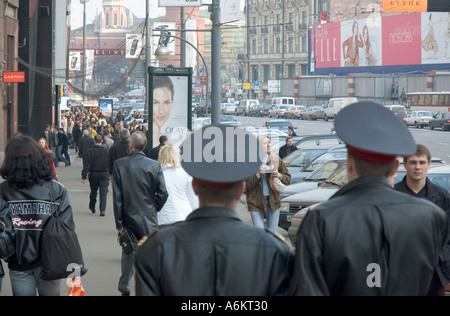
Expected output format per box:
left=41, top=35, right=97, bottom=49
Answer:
left=158, top=164, right=199, bottom=226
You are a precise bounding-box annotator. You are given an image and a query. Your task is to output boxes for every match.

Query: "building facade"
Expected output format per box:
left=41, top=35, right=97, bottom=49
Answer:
left=0, top=0, right=19, bottom=160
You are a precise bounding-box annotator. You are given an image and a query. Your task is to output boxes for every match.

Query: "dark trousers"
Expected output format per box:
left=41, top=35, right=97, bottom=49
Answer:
left=88, top=171, right=109, bottom=213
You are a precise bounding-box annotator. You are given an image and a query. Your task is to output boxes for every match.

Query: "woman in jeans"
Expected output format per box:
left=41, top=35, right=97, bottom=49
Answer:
left=245, top=135, right=291, bottom=232
left=0, top=135, right=76, bottom=296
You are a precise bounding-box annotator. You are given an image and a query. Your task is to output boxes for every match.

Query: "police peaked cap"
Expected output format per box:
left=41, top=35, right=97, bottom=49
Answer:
left=334, top=101, right=416, bottom=161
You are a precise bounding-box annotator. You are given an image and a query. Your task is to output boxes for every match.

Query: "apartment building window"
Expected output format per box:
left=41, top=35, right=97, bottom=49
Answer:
left=288, top=37, right=294, bottom=53
left=264, top=38, right=269, bottom=54
left=252, top=39, right=257, bottom=54
left=263, top=65, right=270, bottom=82
left=301, top=36, right=307, bottom=52
left=275, top=65, right=282, bottom=80
left=288, top=65, right=296, bottom=78
left=252, top=66, right=259, bottom=81
left=276, top=37, right=281, bottom=53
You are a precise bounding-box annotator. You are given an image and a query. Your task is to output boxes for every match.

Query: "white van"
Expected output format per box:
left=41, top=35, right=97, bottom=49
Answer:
left=236, top=99, right=259, bottom=116
left=323, top=97, right=358, bottom=121
left=271, top=97, right=296, bottom=107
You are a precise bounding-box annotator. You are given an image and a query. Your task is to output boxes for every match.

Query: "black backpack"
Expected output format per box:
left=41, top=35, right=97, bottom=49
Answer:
left=40, top=182, right=87, bottom=281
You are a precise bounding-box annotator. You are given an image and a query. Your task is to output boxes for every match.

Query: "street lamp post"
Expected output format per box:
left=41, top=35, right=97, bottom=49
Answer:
left=80, top=0, right=89, bottom=106
left=154, top=32, right=209, bottom=110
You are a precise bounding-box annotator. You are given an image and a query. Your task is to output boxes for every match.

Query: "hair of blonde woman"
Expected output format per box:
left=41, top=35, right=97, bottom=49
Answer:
left=158, top=145, right=180, bottom=169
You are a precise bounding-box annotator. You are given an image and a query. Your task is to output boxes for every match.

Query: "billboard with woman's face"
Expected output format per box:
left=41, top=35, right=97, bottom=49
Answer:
left=149, top=67, right=193, bottom=149
left=311, top=12, right=450, bottom=75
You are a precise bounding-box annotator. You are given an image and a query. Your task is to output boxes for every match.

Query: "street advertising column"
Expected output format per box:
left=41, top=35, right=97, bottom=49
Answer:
left=148, top=66, right=193, bottom=149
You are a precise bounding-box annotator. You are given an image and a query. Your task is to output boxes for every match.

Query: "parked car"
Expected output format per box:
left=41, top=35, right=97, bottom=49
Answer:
left=284, top=166, right=348, bottom=246
left=429, top=112, right=450, bottom=131
left=323, top=97, right=358, bottom=121
left=271, top=134, right=344, bottom=155
left=385, top=104, right=407, bottom=119
left=192, top=117, right=211, bottom=130
left=284, top=105, right=307, bottom=119
left=284, top=159, right=347, bottom=197
left=267, top=119, right=294, bottom=132
left=289, top=150, right=347, bottom=184
left=404, top=110, right=433, bottom=128
left=236, top=99, right=259, bottom=116
left=221, top=103, right=236, bottom=115
left=248, top=103, right=271, bottom=117
left=282, top=145, right=346, bottom=180
left=303, top=105, right=326, bottom=120
left=268, top=105, right=289, bottom=118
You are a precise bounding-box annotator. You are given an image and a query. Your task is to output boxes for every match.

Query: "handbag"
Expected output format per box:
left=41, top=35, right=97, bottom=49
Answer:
left=270, top=176, right=286, bottom=194
left=40, top=182, right=87, bottom=281
left=118, top=229, right=138, bottom=255
left=0, top=221, right=15, bottom=259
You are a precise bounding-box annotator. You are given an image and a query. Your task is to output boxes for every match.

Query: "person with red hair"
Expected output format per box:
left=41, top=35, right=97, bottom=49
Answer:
left=38, top=138, right=58, bottom=181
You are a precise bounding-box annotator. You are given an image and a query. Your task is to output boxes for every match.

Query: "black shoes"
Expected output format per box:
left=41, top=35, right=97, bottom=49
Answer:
left=90, top=208, right=96, bottom=214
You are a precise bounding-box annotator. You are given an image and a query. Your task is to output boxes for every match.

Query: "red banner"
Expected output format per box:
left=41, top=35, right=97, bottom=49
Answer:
left=3, top=71, right=25, bottom=83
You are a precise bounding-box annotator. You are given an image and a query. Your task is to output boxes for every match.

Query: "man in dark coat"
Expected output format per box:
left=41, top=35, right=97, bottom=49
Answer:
left=82, top=134, right=110, bottom=216
left=135, top=125, right=294, bottom=296
left=112, top=131, right=168, bottom=296
left=279, top=136, right=298, bottom=159
left=289, top=102, right=449, bottom=296
left=78, top=130, right=94, bottom=161
left=394, top=144, right=450, bottom=296
left=108, top=128, right=130, bottom=177
left=72, top=121, right=84, bottom=155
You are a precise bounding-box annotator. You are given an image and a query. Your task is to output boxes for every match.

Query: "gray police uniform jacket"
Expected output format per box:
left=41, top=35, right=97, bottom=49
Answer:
left=112, top=151, right=168, bottom=240
left=289, top=175, right=449, bottom=296
left=135, top=207, right=294, bottom=296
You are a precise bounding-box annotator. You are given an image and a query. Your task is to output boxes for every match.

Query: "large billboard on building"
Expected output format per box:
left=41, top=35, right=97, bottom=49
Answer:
left=311, top=12, right=450, bottom=75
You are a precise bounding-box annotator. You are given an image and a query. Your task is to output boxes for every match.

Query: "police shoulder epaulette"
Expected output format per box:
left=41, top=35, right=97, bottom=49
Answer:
left=265, top=228, right=285, bottom=242
left=137, top=235, right=149, bottom=247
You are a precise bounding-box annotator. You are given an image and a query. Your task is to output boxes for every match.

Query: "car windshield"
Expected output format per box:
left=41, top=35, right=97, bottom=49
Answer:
left=270, top=121, right=292, bottom=130
left=304, top=152, right=346, bottom=171
left=443, top=113, right=450, bottom=118
left=283, top=148, right=327, bottom=167
left=279, top=105, right=289, bottom=110
left=418, top=111, right=432, bottom=117
left=305, top=161, right=345, bottom=181
left=321, top=166, right=348, bottom=188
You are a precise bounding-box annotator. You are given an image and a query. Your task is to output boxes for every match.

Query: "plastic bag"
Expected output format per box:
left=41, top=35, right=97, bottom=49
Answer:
left=68, top=277, right=85, bottom=296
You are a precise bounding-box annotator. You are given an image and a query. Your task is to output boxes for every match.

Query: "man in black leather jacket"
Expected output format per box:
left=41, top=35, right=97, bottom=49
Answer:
left=135, top=125, right=294, bottom=296
left=290, top=102, right=449, bottom=296
left=112, top=131, right=168, bottom=296
left=395, top=144, right=450, bottom=295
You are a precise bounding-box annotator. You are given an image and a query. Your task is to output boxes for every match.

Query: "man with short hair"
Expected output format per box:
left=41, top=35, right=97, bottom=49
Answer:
left=279, top=136, right=298, bottom=159
left=108, top=128, right=130, bottom=177
left=394, top=144, right=450, bottom=296
left=82, top=134, right=110, bottom=216
left=289, top=102, right=449, bottom=296
left=147, top=135, right=169, bottom=161
left=135, top=125, right=293, bottom=296
left=113, top=131, right=168, bottom=296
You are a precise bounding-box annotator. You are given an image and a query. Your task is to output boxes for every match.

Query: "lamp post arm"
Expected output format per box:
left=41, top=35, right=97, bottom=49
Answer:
left=161, top=34, right=209, bottom=113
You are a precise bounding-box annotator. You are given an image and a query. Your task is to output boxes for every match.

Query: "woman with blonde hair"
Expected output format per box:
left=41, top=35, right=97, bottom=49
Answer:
left=245, top=135, right=291, bottom=232
left=157, top=145, right=198, bottom=227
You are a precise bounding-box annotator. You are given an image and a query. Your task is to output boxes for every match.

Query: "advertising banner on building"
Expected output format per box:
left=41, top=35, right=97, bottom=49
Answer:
left=126, top=34, right=143, bottom=59
left=311, top=12, right=450, bottom=75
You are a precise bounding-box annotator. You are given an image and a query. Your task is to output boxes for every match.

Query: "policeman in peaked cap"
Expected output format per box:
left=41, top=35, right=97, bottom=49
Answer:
left=290, top=101, right=449, bottom=296
left=135, top=124, right=293, bottom=296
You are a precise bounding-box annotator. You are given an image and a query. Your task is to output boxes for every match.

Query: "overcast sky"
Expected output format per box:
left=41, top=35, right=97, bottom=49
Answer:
left=70, top=0, right=164, bottom=29
left=70, top=0, right=244, bottom=29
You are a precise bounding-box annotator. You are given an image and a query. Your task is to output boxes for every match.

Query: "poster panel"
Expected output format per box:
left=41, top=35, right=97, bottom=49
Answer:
left=314, top=22, right=341, bottom=69
left=382, top=13, right=422, bottom=66
left=421, top=12, right=450, bottom=64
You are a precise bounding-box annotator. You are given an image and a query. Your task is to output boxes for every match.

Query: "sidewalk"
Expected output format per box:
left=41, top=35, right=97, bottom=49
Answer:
left=1, top=150, right=292, bottom=296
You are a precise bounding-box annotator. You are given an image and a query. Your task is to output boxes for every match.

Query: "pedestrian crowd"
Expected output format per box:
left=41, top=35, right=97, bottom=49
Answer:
left=0, top=102, right=449, bottom=297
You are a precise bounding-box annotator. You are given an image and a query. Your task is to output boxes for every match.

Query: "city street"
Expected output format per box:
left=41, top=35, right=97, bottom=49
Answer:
left=1, top=115, right=449, bottom=296
left=0, top=146, right=292, bottom=296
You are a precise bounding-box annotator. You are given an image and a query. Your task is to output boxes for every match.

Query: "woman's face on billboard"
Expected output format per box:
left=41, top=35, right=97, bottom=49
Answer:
left=153, top=87, right=173, bottom=128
